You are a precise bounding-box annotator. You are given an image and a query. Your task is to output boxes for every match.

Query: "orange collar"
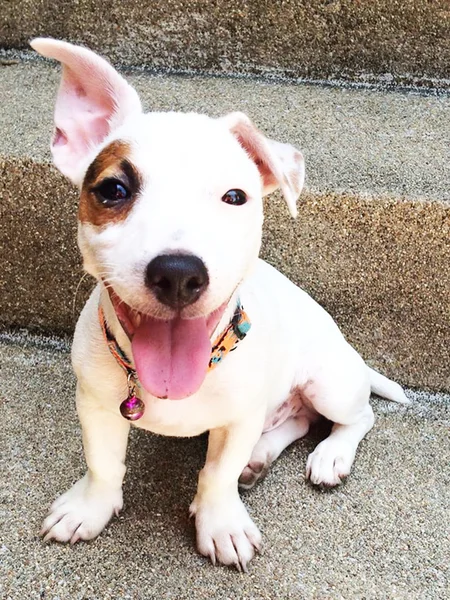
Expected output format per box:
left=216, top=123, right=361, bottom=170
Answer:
left=208, top=301, right=251, bottom=370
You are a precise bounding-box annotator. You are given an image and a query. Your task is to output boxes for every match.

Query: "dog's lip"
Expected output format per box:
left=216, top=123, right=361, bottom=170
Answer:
left=104, top=282, right=228, bottom=339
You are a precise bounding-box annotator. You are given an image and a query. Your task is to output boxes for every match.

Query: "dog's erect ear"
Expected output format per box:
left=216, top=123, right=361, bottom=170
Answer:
left=30, top=38, right=142, bottom=185
left=220, top=112, right=305, bottom=217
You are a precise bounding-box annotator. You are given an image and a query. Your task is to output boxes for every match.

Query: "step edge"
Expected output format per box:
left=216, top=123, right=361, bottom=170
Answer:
left=2, top=48, right=449, bottom=98
left=2, top=154, right=449, bottom=206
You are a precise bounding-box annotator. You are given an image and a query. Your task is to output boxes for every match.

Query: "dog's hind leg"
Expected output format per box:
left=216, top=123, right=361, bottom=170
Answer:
left=238, top=416, right=311, bottom=489
left=306, top=403, right=374, bottom=487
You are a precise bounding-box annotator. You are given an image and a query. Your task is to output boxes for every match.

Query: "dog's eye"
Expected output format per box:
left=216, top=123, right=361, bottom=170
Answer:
left=221, top=189, right=247, bottom=206
left=94, top=179, right=131, bottom=206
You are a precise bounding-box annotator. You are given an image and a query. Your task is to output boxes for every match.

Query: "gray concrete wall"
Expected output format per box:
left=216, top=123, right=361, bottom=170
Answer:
left=3, top=161, right=449, bottom=390
left=2, top=0, right=449, bottom=87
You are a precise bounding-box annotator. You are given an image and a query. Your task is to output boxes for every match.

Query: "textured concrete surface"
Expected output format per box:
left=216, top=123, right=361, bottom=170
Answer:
left=2, top=61, right=450, bottom=196
left=1, top=334, right=449, bottom=599
left=1, top=0, right=450, bottom=88
left=1, top=60, right=449, bottom=390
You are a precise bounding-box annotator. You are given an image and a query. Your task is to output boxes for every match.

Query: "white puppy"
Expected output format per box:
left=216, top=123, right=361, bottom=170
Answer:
left=32, top=38, right=409, bottom=571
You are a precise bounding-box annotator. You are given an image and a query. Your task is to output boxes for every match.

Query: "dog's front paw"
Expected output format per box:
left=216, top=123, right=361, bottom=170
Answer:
left=190, top=495, right=262, bottom=571
left=40, top=474, right=123, bottom=543
left=306, top=439, right=356, bottom=487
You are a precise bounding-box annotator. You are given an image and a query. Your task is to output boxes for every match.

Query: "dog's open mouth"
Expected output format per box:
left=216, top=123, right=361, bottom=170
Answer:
left=107, top=287, right=228, bottom=400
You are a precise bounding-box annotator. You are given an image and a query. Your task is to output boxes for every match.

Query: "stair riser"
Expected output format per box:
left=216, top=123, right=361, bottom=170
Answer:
left=2, top=0, right=449, bottom=87
left=2, top=158, right=448, bottom=390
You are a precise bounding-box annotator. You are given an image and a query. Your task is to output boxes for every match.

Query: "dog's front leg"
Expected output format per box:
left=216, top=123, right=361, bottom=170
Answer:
left=190, top=411, right=265, bottom=571
left=41, top=382, right=130, bottom=544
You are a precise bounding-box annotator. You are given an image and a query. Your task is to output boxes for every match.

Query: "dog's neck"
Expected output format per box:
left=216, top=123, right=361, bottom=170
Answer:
left=98, top=283, right=242, bottom=371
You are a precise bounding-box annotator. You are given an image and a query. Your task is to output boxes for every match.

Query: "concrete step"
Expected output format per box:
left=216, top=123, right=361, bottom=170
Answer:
left=0, top=58, right=449, bottom=390
left=1, top=334, right=449, bottom=598
left=2, top=1, right=450, bottom=89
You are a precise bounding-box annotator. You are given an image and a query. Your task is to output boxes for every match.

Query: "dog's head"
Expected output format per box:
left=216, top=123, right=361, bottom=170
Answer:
left=31, top=38, right=305, bottom=399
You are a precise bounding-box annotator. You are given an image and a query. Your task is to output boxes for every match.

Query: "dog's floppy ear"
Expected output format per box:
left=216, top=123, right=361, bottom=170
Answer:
left=30, top=38, right=142, bottom=185
left=220, top=112, right=305, bottom=217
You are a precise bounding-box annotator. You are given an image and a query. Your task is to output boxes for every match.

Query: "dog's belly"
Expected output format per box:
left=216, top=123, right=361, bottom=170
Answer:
left=133, top=389, right=318, bottom=438
left=263, top=384, right=318, bottom=433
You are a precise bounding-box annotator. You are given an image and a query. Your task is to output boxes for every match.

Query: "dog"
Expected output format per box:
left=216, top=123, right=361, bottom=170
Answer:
left=32, top=38, right=409, bottom=571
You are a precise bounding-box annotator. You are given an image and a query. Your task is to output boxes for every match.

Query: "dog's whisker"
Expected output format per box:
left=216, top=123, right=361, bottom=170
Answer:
left=72, top=272, right=91, bottom=322
left=97, top=275, right=122, bottom=284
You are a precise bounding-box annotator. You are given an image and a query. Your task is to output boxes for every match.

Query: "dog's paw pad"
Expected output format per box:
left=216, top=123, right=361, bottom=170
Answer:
left=238, top=459, right=270, bottom=490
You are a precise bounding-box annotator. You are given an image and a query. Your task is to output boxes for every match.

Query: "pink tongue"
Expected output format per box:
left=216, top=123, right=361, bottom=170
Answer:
left=131, top=315, right=212, bottom=400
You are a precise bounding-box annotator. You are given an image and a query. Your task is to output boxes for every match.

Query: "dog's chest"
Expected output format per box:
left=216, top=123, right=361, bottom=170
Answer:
left=130, top=384, right=243, bottom=437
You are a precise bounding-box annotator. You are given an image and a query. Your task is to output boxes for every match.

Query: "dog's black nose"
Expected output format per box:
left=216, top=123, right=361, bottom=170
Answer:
left=145, top=254, right=209, bottom=309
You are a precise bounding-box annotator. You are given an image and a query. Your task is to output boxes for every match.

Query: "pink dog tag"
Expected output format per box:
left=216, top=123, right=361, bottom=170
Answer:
left=120, top=395, right=145, bottom=421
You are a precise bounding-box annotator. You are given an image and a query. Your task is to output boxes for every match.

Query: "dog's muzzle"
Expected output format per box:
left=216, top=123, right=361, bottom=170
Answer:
left=145, top=253, right=209, bottom=309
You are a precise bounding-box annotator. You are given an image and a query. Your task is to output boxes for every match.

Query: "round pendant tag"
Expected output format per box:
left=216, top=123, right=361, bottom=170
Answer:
left=120, top=395, right=145, bottom=421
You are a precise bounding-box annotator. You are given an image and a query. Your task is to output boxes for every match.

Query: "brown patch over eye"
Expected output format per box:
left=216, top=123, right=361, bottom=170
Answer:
left=79, top=140, right=142, bottom=227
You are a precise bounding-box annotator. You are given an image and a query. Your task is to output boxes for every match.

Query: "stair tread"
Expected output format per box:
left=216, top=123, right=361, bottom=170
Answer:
left=1, top=60, right=449, bottom=203
left=1, top=334, right=449, bottom=599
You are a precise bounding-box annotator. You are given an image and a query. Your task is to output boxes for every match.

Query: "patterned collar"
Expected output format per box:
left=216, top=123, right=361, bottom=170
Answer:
left=98, top=301, right=251, bottom=421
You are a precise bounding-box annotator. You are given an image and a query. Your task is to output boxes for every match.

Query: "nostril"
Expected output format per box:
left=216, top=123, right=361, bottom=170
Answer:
left=153, top=276, right=171, bottom=291
left=186, top=276, right=203, bottom=292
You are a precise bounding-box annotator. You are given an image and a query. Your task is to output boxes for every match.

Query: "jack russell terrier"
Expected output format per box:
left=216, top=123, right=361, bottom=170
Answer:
left=31, top=38, right=409, bottom=571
